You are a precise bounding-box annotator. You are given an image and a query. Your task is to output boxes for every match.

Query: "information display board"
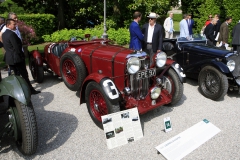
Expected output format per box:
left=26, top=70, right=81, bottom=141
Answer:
left=156, top=119, right=221, bottom=160
left=102, top=107, right=143, bottom=149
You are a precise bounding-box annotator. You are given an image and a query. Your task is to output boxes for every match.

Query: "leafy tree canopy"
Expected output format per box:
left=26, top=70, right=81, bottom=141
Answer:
left=1, top=0, right=179, bottom=30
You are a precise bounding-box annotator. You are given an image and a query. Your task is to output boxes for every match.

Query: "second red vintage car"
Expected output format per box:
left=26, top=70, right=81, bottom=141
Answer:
left=29, top=35, right=186, bottom=128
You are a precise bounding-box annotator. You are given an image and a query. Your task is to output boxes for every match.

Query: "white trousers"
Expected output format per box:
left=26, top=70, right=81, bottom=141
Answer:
left=165, top=31, right=173, bottom=39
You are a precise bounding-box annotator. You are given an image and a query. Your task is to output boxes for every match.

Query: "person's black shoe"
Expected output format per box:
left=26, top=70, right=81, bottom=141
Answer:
left=31, top=89, right=41, bottom=95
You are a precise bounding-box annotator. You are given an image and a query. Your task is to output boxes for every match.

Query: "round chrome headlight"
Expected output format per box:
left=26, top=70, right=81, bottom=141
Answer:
left=150, top=87, right=161, bottom=99
left=127, top=57, right=141, bottom=74
left=227, top=60, right=235, bottom=72
left=156, top=51, right=167, bottom=68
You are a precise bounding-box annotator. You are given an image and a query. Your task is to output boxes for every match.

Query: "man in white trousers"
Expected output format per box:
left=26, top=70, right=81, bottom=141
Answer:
left=164, top=12, right=174, bottom=39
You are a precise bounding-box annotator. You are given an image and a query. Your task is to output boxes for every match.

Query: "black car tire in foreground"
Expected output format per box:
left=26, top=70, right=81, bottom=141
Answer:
left=198, top=66, right=228, bottom=100
left=60, top=52, right=87, bottom=91
left=164, top=68, right=184, bottom=105
left=85, top=81, right=120, bottom=129
left=8, top=100, right=38, bottom=155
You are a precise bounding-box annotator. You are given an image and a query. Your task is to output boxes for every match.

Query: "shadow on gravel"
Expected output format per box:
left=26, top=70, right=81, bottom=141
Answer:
left=185, top=78, right=198, bottom=86
left=31, top=72, right=63, bottom=91
left=31, top=91, right=78, bottom=158
left=184, top=78, right=228, bottom=101
left=227, top=90, right=240, bottom=98
left=140, top=93, right=187, bottom=135
left=0, top=137, right=16, bottom=154
left=0, top=91, right=78, bottom=159
left=140, top=107, right=172, bottom=135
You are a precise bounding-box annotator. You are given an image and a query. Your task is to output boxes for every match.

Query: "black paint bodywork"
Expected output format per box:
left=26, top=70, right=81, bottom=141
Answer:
left=162, top=38, right=240, bottom=89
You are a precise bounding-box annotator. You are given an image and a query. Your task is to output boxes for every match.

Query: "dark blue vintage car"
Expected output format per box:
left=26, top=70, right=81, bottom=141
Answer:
left=162, top=35, right=239, bottom=100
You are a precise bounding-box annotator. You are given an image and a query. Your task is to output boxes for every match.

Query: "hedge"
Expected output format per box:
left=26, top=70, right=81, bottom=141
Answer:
left=42, top=28, right=130, bottom=45
left=1, top=13, right=56, bottom=43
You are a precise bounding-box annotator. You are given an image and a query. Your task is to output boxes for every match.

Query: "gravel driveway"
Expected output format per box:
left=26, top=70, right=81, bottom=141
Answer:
left=0, top=68, right=239, bottom=160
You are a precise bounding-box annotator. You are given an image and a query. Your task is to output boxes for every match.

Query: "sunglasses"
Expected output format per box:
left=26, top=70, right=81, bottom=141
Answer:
left=209, top=17, right=212, bottom=18
left=149, top=18, right=155, bottom=20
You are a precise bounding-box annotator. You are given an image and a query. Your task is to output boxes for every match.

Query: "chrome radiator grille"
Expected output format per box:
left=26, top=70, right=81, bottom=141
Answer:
left=129, top=58, right=150, bottom=99
left=227, top=54, right=240, bottom=77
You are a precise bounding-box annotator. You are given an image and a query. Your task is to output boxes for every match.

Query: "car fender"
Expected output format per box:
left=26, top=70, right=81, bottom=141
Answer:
left=0, top=75, right=31, bottom=105
left=30, top=50, right=43, bottom=66
left=171, top=62, right=186, bottom=83
left=201, top=60, right=230, bottom=74
left=80, top=73, right=119, bottom=104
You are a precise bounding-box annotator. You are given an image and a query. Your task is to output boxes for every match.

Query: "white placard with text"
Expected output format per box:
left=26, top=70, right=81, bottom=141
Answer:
left=102, top=107, right=143, bottom=149
left=156, top=119, right=221, bottom=160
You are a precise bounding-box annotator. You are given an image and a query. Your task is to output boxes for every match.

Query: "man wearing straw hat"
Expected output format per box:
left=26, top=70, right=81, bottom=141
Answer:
left=142, top=12, right=163, bottom=65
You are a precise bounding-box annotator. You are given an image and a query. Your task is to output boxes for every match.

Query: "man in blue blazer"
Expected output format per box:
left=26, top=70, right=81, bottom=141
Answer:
left=187, top=14, right=194, bottom=35
left=142, top=12, right=163, bottom=65
left=129, top=11, right=144, bottom=51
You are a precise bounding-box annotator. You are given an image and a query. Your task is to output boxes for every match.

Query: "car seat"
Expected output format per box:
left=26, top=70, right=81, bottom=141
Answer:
left=52, top=43, right=68, bottom=57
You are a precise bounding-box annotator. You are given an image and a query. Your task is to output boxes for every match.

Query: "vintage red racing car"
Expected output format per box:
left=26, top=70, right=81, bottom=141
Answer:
left=29, top=36, right=186, bottom=128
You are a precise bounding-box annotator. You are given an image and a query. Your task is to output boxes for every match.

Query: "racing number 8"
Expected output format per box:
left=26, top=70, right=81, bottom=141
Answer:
left=103, top=80, right=119, bottom=99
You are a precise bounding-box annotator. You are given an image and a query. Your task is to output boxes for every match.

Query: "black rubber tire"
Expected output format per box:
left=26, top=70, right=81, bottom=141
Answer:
left=164, top=68, right=184, bottom=105
left=14, top=100, right=38, bottom=155
left=60, top=52, right=87, bottom=91
left=35, top=66, right=44, bottom=83
left=29, top=56, right=44, bottom=83
left=198, top=66, right=228, bottom=100
left=85, top=81, right=120, bottom=129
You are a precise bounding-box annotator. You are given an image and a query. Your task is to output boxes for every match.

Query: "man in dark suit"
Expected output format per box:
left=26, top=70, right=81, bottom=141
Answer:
left=232, top=21, right=240, bottom=52
left=204, top=18, right=217, bottom=46
left=213, top=14, right=221, bottom=45
left=2, top=19, right=40, bottom=94
left=142, top=12, right=163, bottom=65
left=129, top=11, right=144, bottom=51
left=218, top=16, right=232, bottom=49
left=187, top=13, right=194, bottom=35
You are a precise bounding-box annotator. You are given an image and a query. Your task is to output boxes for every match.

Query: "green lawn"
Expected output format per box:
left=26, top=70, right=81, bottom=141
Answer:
left=0, top=43, right=45, bottom=69
left=174, top=21, right=180, bottom=32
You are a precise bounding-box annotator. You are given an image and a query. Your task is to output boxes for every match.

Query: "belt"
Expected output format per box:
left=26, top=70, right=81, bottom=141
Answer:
left=147, top=43, right=152, bottom=44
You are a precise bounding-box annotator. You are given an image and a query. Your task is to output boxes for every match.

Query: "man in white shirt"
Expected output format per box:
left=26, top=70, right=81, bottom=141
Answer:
left=164, top=12, right=174, bottom=38
left=142, top=12, right=163, bottom=65
left=0, top=12, right=22, bottom=41
left=0, top=12, right=22, bottom=74
left=179, top=14, right=189, bottom=38
left=0, top=17, right=5, bottom=48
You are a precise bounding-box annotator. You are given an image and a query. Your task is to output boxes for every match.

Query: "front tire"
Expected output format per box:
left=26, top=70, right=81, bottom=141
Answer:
left=164, top=68, right=184, bottom=105
left=60, top=52, right=87, bottom=91
left=85, top=81, right=120, bottom=129
left=198, top=66, right=228, bottom=100
left=8, top=100, right=38, bottom=155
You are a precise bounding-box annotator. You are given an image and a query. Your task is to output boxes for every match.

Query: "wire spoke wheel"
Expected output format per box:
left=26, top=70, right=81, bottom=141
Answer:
left=199, top=66, right=228, bottom=100
left=60, top=52, right=87, bottom=91
left=62, top=59, right=77, bottom=85
left=89, top=89, right=108, bottom=122
left=85, top=81, right=120, bottom=129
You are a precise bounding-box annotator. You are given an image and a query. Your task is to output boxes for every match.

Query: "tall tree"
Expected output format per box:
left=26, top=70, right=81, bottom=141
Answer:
left=196, top=0, right=220, bottom=32
left=9, top=0, right=179, bottom=30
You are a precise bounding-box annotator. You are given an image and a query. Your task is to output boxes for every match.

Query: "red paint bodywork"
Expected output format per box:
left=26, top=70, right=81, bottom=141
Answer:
left=31, top=39, right=176, bottom=115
